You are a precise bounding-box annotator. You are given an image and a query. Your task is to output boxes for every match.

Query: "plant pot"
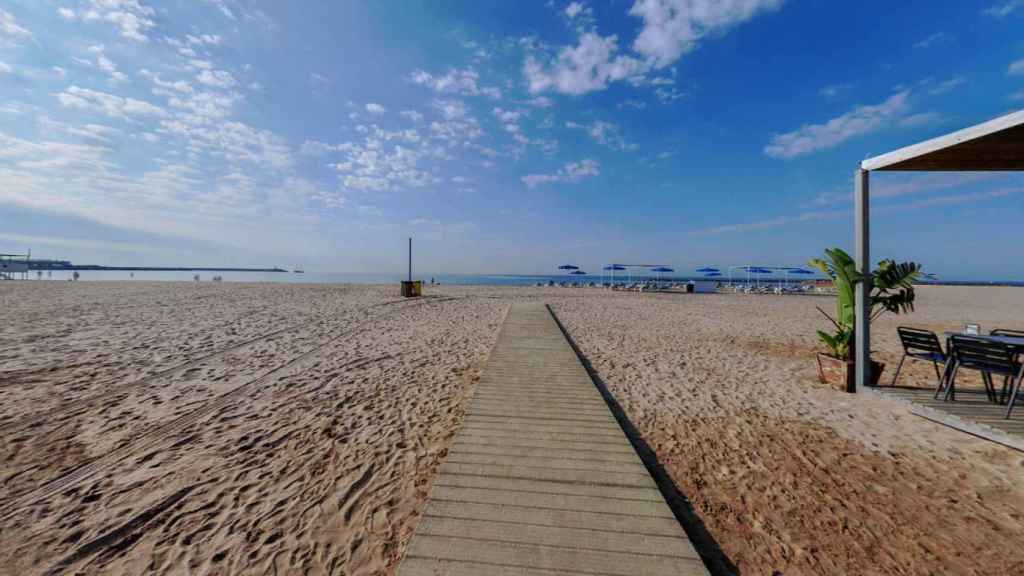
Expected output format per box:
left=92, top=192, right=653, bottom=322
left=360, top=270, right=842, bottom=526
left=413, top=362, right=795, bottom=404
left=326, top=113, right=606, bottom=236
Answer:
left=816, top=353, right=885, bottom=393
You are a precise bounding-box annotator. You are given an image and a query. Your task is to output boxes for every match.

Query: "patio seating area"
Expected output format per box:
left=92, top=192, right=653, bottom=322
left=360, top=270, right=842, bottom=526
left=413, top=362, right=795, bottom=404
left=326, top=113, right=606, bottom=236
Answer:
left=878, top=325, right=1024, bottom=448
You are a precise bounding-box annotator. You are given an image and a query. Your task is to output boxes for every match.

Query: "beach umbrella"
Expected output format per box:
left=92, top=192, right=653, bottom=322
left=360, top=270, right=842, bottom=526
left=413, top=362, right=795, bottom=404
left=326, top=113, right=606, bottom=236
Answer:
left=557, top=264, right=579, bottom=283
left=741, top=266, right=771, bottom=286
left=570, top=269, right=587, bottom=275
left=650, top=266, right=674, bottom=283
left=781, top=267, right=814, bottom=289
left=704, top=271, right=723, bottom=277
left=603, top=264, right=625, bottom=286
left=696, top=267, right=720, bottom=273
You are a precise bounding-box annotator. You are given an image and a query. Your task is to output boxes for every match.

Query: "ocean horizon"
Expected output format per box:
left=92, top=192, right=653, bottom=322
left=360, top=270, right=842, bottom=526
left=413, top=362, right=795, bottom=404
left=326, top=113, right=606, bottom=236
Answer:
left=21, top=269, right=1024, bottom=287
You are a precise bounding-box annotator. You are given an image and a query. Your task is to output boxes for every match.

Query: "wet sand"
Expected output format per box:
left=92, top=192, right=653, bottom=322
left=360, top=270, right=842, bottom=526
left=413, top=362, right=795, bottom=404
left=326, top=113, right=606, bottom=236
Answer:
left=1, top=282, right=1022, bottom=575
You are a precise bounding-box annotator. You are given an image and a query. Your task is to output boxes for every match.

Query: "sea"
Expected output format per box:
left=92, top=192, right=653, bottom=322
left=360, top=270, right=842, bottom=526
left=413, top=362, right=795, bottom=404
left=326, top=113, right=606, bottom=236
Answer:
left=28, top=270, right=721, bottom=286
left=20, top=270, right=1024, bottom=288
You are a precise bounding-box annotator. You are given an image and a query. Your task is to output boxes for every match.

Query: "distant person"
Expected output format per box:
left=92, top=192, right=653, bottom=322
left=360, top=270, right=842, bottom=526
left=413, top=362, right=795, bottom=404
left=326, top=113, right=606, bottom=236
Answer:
left=72, top=271, right=79, bottom=281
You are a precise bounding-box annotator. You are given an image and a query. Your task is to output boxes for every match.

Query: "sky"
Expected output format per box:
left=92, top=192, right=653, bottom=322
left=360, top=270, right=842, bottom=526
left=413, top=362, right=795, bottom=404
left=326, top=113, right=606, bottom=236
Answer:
left=1, top=0, right=1023, bottom=279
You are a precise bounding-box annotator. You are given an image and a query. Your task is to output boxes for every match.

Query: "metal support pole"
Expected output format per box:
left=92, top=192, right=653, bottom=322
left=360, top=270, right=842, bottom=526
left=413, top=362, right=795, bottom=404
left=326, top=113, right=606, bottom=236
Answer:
left=854, top=169, right=871, bottom=392
left=408, top=237, right=412, bottom=283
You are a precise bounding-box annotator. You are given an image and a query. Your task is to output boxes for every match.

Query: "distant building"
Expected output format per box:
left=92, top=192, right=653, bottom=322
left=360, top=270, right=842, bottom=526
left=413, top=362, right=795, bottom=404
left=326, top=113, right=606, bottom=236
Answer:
left=27, top=259, right=73, bottom=269
left=0, top=253, right=30, bottom=279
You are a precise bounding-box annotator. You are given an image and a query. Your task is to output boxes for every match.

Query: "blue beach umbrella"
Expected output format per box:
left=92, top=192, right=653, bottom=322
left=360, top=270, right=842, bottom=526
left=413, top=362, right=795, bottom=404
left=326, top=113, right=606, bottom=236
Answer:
left=650, top=266, right=674, bottom=283
left=741, top=266, right=772, bottom=286
left=558, top=264, right=579, bottom=271
left=570, top=269, right=587, bottom=275
left=696, top=267, right=720, bottom=273
left=603, top=264, right=625, bottom=285
left=704, top=271, right=723, bottom=277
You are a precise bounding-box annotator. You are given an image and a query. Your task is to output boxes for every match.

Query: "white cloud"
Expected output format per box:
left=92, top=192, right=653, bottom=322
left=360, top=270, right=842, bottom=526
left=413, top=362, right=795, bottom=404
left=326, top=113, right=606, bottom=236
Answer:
left=205, top=0, right=236, bottom=20
left=630, top=0, right=783, bottom=68
left=409, top=68, right=502, bottom=99
left=309, top=72, right=329, bottom=95
left=322, top=124, right=444, bottom=192
left=522, top=96, right=553, bottom=108
left=300, top=140, right=339, bottom=156
left=74, top=44, right=129, bottom=83
left=522, top=159, right=599, bottom=188
left=38, top=116, right=121, bottom=142
left=896, top=187, right=1023, bottom=210
left=524, top=32, right=647, bottom=95
left=1008, top=58, right=1024, bottom=75
left=566, top=2, right=586, bottom=18
left=929, top=75, right=965, bottom=95
left=492, top=107, right=523, bottom=123
left=764, top=91, right=910, bottom=159
left=565, top=120, right=636, bottom=150
left=56, top=85, right=166, bottom=120
left=0, top=9, right=32, bottom=45
left=187, top=33, right=222, bottom=46
left=365, top=102, right=386, bottom=115
left=0, top=61, right=10, bottom=74
left=53, top=66, right=67, bottom=78
left=897, top=111, right=945, bottom=128
left=984, top=1, right=1024, bottom=17
left=914, top=32, right=949, bottom=49
left=81, top=0, right=156, bottom=42
left=873, top=173, right=1003, bottom=199
left=197, top=68, right=237, bottom=88
left=689, top=209, right=847, bottom=236
left=400, top=110, right=424, bottom=122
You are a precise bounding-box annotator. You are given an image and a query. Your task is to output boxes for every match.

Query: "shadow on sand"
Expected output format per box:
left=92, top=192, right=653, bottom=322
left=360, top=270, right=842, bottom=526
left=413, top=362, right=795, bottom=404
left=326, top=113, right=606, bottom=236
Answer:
left=546, top=304, right=740, bottom=576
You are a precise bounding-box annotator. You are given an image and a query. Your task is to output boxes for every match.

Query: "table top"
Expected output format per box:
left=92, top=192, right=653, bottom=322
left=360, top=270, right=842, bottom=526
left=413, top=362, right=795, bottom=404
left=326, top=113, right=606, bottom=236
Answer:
left=944, top=332, right=1024, bottom=347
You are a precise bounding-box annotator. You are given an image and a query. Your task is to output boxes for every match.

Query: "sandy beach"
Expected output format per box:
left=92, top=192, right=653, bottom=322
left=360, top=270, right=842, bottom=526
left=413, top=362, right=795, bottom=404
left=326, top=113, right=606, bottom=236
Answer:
left=1, top=281, right=1023, bottom=575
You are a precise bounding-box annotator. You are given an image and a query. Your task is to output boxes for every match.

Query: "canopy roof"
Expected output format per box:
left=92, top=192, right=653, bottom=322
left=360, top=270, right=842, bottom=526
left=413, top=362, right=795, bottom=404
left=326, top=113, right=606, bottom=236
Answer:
left=861, top=109, right=1024, bottom=171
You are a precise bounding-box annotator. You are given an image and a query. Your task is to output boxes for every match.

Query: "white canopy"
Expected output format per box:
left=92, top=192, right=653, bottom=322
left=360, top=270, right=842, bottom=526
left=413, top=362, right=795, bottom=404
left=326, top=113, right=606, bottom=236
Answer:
left=853, top=109, right=1024, bottom=391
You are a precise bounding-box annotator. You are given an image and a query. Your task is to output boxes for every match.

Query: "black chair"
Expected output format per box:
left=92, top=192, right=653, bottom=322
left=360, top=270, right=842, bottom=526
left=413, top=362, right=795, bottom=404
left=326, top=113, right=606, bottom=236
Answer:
left=893, top=327, right=946, bottom=388
left=991, top=328, right=1024, bottom=338
left=944, top=336, right=1024, bottom=418
left=990, top=329, right=1024, bottom=403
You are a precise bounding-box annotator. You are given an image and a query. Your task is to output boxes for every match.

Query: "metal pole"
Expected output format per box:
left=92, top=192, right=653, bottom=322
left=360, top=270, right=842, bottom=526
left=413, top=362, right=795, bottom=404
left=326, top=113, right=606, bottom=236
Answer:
left=854, top=169, right=871, bottom=392
left=408, top=237, right=412, bottom=283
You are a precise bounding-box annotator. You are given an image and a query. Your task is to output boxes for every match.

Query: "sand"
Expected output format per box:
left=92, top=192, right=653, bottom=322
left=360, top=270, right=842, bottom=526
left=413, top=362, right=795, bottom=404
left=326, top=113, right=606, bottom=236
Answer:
left=1, top=281, right=1022, bottom=575
left=548, top=285, right=1024, bottom=575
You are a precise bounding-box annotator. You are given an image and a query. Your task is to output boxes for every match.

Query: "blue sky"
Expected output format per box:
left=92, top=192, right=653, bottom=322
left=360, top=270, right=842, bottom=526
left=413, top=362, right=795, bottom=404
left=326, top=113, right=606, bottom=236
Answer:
left=1, top=0, right=1023, bottom=279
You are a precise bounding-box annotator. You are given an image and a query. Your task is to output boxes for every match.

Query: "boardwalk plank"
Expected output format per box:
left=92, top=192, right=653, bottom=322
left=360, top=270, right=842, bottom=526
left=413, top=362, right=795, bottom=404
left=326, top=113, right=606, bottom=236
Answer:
left=396, top=303, right=707, bottom=576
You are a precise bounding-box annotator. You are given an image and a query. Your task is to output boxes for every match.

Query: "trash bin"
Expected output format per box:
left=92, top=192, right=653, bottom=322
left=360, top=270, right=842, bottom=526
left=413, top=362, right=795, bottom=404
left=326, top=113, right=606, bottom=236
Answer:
left=401, top=280, right=422, bottom=297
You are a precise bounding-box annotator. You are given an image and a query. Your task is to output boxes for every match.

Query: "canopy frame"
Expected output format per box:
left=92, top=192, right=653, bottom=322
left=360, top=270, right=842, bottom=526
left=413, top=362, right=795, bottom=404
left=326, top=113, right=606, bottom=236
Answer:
left=852, top=109, right=1024, bottom=392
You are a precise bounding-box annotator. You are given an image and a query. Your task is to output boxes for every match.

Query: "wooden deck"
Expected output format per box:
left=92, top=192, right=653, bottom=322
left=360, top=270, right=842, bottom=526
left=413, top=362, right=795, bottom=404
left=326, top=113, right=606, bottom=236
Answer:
left=397, top=302, right=708, bottom=576
left=877, top=385, right=1024, bottom=452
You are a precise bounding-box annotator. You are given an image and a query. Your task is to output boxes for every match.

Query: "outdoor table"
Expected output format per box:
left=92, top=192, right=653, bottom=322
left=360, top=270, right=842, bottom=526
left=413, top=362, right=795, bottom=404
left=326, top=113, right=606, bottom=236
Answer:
left=937, top=332, right=1024, bottom=402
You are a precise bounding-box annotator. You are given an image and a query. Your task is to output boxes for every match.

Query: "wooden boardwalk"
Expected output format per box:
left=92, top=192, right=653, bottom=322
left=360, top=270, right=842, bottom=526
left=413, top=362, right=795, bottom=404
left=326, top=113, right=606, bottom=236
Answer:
left=877, top=386, right=1024, bottom=451
left=398, top=302, right=708, bottom=576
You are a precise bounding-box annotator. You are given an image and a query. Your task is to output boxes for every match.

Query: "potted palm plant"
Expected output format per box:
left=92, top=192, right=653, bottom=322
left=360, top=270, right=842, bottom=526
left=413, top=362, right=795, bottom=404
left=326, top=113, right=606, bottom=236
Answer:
left=808, top=248, right=921, bottom=392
